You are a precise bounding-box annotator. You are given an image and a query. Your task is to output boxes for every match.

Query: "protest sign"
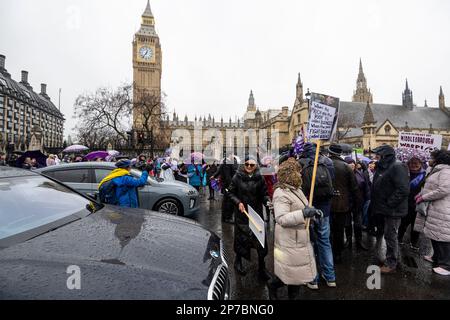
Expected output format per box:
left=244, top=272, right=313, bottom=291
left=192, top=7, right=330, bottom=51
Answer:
left=247, top=205, right=265, bottom=248
left=307, top=93, right=340, bottom=141
left=305, top=93, right=340, bottom=231
left=398, top=132, right=442, bottom=151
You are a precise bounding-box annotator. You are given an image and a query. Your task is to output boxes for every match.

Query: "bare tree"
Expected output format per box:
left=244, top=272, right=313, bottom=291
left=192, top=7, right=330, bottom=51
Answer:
left=133, top=85, right=168, bottom=157
left=73, top=84, right=133, bottom=147
left=336, top=112, right=354, bottom=143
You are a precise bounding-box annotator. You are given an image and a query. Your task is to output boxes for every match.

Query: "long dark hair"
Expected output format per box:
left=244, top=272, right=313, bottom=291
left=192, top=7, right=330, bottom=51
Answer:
left=431, top=149, right=450, bottom=166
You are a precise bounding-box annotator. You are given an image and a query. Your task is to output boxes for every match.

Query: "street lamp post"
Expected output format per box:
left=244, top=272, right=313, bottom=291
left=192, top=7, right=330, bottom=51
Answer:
left=305, top=88, right=311, bottom=136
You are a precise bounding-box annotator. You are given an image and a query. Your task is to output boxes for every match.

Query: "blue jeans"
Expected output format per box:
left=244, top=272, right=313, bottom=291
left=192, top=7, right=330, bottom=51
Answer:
left=362, top=200, right=370, bottom=227
left=311, top=202, right=336, bottom=282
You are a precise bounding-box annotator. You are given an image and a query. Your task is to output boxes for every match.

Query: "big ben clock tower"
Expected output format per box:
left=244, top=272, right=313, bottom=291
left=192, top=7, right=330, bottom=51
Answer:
left=133, top=0, right=162, bottom=131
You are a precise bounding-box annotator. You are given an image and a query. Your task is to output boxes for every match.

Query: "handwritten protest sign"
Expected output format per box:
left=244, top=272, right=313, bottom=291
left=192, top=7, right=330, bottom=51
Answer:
left=305, top=93, right=340, bottom=232
left=398, top=132, right=442, bottom=151
left=306, top=93, right=340, bottom=141
left=248, top=205, right=265, bottom=248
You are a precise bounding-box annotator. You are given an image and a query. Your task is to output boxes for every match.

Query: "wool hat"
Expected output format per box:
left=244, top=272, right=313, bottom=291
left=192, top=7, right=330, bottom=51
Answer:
left=115, top=159, right=132, bottom=168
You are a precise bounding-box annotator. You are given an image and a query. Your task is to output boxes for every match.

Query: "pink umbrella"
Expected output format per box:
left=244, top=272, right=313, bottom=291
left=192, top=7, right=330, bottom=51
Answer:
left=63, top=145, right=89, bottom=153
left=190, top=152, right=205, bottom=163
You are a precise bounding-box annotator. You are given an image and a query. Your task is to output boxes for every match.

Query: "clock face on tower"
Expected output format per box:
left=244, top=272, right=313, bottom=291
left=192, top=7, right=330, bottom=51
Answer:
left=139, top=46, right=153, bottom=61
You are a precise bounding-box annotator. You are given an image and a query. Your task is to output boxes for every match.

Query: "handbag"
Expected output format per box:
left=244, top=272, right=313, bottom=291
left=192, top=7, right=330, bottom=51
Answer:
left=416, top=201, right=430, bottom=217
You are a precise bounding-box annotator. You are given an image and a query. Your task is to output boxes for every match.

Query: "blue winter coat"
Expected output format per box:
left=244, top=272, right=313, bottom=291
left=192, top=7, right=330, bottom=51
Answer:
left=188, top=164, right=203, bottom=187
left=112, top=170, right=149, bottom=208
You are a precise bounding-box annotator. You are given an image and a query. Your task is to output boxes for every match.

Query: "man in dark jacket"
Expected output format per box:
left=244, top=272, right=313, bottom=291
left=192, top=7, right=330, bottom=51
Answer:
left=299, top=142, right=337, bottom=288
left=371, top=145, right=410, bottom=273
left=328, top=144, right=360, bottom=264
left=228, top=156, right=271, bottom=280
left=212, top=154, right=239, bottom=223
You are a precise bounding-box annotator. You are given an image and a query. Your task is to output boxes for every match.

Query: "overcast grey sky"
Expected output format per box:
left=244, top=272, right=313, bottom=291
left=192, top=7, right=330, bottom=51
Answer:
left=1, top=0, right=449, bottom=138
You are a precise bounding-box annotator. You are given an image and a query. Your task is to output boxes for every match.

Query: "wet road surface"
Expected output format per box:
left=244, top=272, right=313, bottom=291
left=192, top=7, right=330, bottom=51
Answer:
left=194, top=192, right=450, bottom=300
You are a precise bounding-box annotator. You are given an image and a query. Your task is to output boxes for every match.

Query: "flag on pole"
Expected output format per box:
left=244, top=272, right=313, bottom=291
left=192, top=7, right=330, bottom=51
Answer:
left=292, top=125, right=305, bottom=156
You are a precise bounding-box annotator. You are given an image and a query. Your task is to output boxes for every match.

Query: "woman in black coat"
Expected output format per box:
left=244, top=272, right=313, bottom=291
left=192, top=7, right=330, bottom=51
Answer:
left=228, top=156, right=271, bottom=280
left=206, top=161, right=218, bottom=200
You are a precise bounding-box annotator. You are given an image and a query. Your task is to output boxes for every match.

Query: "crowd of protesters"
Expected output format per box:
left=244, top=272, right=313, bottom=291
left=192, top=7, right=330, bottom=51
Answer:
left=207, top=143, right=450, bottom=300
left=2, top=142, right=449, bottom=298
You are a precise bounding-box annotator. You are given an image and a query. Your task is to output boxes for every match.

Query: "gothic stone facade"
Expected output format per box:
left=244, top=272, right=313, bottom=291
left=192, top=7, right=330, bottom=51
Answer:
left=137, top=3, right=450, bottom=155
left=0, top=55, right=64, bottom=153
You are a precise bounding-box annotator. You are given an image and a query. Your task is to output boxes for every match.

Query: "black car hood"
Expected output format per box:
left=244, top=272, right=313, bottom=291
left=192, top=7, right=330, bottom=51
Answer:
left=0, top=206, right=222, bottom=300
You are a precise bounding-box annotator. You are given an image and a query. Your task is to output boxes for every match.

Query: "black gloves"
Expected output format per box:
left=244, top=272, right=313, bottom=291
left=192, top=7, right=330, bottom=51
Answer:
left=303, top=206, right=324, bottom=219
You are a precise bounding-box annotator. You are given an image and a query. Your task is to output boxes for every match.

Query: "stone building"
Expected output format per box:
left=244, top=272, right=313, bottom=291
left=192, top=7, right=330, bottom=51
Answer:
left=134, top=2, right=450, bottom=157
left=0, top=54, right=65, bottom=153
left=336, top=62, right=450, bottom=152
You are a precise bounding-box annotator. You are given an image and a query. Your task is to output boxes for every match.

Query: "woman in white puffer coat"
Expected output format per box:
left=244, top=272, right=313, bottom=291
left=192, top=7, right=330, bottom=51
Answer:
left=415, top=149, right=450, bottom=276
left=266, top=158, right=322, bottom=299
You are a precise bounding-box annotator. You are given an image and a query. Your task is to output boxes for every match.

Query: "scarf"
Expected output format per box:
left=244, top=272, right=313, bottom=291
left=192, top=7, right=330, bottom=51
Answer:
left=98, top=168, right=130, bottom=189
left=410, top=170, right=426, bottom=189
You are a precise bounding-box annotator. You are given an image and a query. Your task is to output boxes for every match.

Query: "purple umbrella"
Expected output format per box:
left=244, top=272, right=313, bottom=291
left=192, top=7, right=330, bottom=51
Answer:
left=84, top=151, right=109, bottom=161
left=63, top=144, right=89, bottom=153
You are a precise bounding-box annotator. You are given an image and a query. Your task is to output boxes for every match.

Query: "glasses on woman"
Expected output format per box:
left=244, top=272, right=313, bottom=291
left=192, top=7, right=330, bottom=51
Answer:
left=245, top=163, right=256, bottom=168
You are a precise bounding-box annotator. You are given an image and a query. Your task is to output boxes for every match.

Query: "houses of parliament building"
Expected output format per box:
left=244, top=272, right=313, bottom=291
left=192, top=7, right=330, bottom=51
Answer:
left=133, top=1, right=450, bottom=157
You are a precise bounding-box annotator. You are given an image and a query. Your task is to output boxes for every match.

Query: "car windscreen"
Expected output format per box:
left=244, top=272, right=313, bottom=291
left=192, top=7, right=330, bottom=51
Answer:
left=0, top=175, right=94, bottom=241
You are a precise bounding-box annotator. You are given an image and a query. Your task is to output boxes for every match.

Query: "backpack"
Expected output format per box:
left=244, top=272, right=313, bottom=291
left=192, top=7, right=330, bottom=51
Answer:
left=301, top=159, right=334, bottom=200
left=99, top=179, right=118, bottom=205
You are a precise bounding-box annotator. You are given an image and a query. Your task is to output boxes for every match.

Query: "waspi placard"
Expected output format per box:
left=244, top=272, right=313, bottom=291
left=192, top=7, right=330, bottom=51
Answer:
left=398, top=132, right=442, bottom=151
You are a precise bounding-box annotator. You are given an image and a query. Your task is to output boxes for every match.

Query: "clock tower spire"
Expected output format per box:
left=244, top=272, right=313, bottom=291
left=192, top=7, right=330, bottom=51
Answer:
left=132, top=0, right=162, bottom=131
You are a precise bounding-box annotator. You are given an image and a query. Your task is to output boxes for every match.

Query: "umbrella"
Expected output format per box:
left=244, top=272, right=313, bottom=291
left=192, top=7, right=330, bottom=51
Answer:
left=261, top=155, right=274, bottom=166
left=84, top=151, right=109, bottom=161
left=395, top=147, right=431, bottom=164
left=16, top=150, right=47, bottom=168
left=350, top=154, right=371, bottom=163
left=63, top=144, right=88, bottom=153
left=105, top=150, right=120, bottom=162
left=190, top=152, right=205, bottom=163
left=357, top=154, right=371, bottom=163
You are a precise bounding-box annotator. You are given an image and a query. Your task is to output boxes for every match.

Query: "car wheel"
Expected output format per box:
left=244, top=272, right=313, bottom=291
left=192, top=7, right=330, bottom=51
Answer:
left=155, top=199, right=182, bottom=215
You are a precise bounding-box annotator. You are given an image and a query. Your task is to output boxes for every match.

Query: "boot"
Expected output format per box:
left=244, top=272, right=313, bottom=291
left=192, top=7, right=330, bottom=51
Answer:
left=344, top=236, right=353, bottom=249
left=344, top=226, right=353, bottom=249
left=258, top=257, right=270, bottom=281
left=266, top=278, right=282, bottom=300
left=287, top=285, right=300, bottom=300
left=234, top=256, right=246, bottom=276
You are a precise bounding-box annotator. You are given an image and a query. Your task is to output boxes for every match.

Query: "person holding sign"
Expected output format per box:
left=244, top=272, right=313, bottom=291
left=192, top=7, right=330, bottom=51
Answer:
left=228, top=155, right=271, bottom=280
left=267, top=158, right=323, bottom=300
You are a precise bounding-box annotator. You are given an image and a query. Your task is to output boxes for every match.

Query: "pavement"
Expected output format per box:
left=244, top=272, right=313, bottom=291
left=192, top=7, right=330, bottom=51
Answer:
left=194, top=191, right=450, bottom=300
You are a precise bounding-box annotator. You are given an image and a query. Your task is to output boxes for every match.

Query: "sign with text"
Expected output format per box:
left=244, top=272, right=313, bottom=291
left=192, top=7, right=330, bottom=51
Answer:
left=307, top=93, right=340, bottom=141
left=398, top=132, right=442, bottom=151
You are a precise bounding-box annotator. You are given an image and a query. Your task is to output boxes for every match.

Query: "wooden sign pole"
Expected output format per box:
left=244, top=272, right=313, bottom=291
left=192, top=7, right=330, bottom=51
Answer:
left=305, top=139, right=322, bottom=230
